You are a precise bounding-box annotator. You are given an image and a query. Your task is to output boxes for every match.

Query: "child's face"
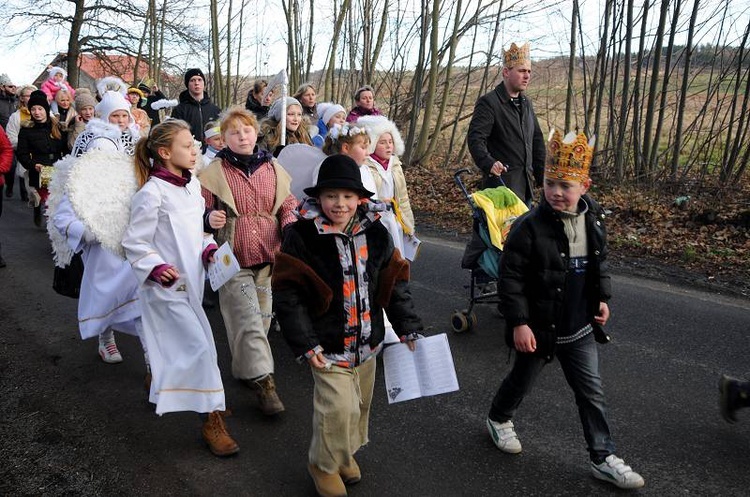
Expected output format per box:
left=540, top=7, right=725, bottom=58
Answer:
left=299, top=87, right=316, bottom=107
left=108, top=110, right=131, bottom=131
left=30, top=105, right=47, bottom=123
left=56, top=93, right=71, bottom=109
left=286, top=105, right=302, bottom=132
left=327, top=111, right=346, bottom=128
left=79, top=106, right=95, bottom=121
left=374, top=133, right=394, bottom=160
left=543, top=177, right=590, bottom=212
left=224, top=122, right=257, bottom=154
left=53, top=72, right=64, bottom=83
left=341, top=136, right=370, bottom=165
left=357, top=90, right=375, bottom=110
left=127, top=92, right=140, bottom=105
left=160, top=129, right=197, bottom=171
left=319, top=188, right=360, bottom=230
left=205, top=134, right=224, bottom=150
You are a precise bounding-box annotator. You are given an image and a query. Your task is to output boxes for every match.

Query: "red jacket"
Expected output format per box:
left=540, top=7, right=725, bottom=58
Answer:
left=0, top=127, right=13, bottom=186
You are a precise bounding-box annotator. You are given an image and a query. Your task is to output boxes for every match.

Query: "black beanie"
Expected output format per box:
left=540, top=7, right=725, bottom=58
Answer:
left=184, top=68, right=205, bottom=87
left=28, top=90, right=50, bottom=116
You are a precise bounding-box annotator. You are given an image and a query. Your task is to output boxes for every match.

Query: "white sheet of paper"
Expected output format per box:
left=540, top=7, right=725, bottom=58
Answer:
left=382, top=333, right=459, bottom=404
left=207, top=242, right=241, bottom=291
left=402, top=234, right=421, bottom=261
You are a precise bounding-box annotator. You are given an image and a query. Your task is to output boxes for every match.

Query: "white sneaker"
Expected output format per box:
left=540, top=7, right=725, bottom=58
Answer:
left=486, top=418, right=522, bottom=454
left=98, top=333, right=123, bottom=364
left=591, top=454, right=645, bottom=489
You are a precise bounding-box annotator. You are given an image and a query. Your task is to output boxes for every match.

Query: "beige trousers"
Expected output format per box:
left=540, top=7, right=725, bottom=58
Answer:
left=218, top=266, right=274, bottom=380
left=309, top=358, right=376, bottom=473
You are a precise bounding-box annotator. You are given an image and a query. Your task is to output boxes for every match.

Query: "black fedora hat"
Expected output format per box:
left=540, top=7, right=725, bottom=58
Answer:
left=304, top=154, right=374, bottom=198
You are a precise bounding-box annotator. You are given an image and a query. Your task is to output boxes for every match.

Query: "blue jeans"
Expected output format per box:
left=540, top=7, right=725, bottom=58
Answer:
left=488, top=333, right=616, bottom=462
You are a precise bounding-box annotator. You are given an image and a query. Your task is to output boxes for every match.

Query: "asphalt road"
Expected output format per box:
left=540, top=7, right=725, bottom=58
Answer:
left=1, top=196, right=749, bottom=496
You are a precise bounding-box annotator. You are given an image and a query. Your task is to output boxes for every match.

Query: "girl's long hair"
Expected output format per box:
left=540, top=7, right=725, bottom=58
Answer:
left=134, top=119, right=192, bottom=188
left=259, top=115, right=313, bottom=152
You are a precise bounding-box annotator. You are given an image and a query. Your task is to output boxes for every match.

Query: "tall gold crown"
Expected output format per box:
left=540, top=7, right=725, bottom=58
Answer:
left=545, top=130, right=596, bottom=182
left=503, top=42, right=530, bottom=68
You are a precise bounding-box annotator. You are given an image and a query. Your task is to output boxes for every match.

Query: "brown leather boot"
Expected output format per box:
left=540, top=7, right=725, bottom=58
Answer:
left=251, top=374, right=285, bottom=416
left=308, top=464, right=347, bottom=497
left=339, top=457, right=361, bottom=485
left=202, top=411, right=240, bottom=457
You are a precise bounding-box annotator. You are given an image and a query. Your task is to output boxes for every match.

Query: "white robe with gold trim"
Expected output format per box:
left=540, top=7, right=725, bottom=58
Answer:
left=122, top=174, right=224, bottom=415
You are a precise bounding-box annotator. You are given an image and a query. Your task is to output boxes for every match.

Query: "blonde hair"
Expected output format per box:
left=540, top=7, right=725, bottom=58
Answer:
left=134, top=119, right=192, bottom=188
left=259, top=110, right=313, bottom=152
left=322, top=123, right=370, bottom=155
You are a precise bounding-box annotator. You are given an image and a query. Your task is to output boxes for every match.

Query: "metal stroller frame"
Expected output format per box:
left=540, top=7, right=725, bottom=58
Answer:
left=451, top=168, right=503, bottom=333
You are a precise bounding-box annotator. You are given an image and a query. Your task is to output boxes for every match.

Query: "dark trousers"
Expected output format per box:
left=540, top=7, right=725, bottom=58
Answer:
left=489, top=333, right=616, bottom=462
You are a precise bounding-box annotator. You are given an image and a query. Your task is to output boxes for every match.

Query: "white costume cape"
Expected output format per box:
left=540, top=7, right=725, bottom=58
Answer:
left=48, top=149, right=141, bottom=339
left=122, top=174, right=225, bottom=415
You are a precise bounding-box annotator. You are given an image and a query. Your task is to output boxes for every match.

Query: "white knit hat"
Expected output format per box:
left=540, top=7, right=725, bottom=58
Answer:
left=95, top=90, right=132, bottom=122
left=318, top=102, right=346, bottom=126
left=356, top=115, right=405, bottom=155
left=48, top=66, right=67, bottom=79
left=268, top=97, right=302, bottom=121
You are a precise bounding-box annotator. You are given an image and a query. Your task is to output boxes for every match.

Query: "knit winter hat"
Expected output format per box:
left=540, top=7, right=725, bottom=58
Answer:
left=184, top=68, right=205, bottom=87
left=137, top=83, right=151, bottom=94
left=304, top=154, right=374, bottom=198
left=95, top=90, right=132, bottom=122
left=356, top=115, right=405, bottom=156
left=74, top=88, right=97, bottom=111
left=318, top=102, right=346, bottom=127
left=268, top=97, right=302, bottom=121
left=0, top=73, right=12, bottom=86
left=28, top=90, right=50, bottom=115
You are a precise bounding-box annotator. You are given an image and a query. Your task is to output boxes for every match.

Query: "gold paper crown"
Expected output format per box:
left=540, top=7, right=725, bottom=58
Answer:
left=503, top=42, right=530, bottom=68
left=545, top=130, right=596, bottom=182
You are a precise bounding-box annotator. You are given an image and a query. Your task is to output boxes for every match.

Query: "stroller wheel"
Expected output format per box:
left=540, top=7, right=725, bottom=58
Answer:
left=451, top=310, right=472, bottom=333
left=469, top=311, right=478, bottom=328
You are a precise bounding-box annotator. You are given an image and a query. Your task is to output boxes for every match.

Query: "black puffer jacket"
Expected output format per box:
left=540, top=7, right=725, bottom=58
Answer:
left=171, top=90, right=220, bottom=141
left=467, top=81, right=546, bottom=203
left=499, top=194, right=611, bottom=360
left=272, top=215, right=423, bottom=359
left=16, top=123, right=67, bottom=188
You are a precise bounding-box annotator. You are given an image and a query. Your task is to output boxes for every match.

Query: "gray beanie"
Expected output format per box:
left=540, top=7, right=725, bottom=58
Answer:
left=268, top=97, right=302, bottom=121
left=0, top=73, right=12, bottom=86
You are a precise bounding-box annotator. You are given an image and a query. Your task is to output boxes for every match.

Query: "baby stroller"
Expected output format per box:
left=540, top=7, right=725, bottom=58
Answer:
left=451, top=169, right=528, bottom=333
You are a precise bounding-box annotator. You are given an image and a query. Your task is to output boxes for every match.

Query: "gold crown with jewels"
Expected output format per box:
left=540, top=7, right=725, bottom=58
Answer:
left=545, top=130, right=596, bottom=182
left=503, top=42, right=530, bottom=68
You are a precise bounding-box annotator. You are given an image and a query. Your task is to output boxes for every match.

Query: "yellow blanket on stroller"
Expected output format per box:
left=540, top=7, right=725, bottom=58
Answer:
left=471, top=187, right=528, bottom=251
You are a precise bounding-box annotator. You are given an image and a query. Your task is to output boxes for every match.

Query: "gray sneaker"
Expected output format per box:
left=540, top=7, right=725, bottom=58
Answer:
left=591, top=454, right=645, bottom=489
left=486, top=418, right=522, bottom=454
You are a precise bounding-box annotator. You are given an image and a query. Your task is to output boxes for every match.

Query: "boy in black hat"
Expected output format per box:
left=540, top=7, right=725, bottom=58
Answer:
left=272, top=154, right=423, bottom=497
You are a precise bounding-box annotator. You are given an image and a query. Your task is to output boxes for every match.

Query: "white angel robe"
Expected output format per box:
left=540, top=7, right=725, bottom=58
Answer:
left=368, top=158, right=405, bottom=255
left=122, top=174, right=225, bottom=415
left=53, top=196, right=141, bottom=339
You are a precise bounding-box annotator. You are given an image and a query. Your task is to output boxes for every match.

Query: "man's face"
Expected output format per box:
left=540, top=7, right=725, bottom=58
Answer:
left=4, top=84, right=16, bottom=96
left=188, top=76, right=204, bottom=98
left=503, top=63, right=532, bottom=95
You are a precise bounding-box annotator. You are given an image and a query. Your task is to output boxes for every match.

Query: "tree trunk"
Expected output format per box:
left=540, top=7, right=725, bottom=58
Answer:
left=641, top=0, right=669, bottom=180
left=565, top=0, right=579, bottom=132
left=671, top=0, right=699, bottom=179
left=65, top=0, right=86, bottom=87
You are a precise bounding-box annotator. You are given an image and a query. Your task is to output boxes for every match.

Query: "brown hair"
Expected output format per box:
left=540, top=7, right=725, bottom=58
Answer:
left=322, top=126, right=370, bottom=155
left=353, top=85, right=374, bottom=103
left=252, top=79, right=268, bottom=97
left=134, top=119, right=192, bottom=188
left=293, top=83, right=316, bottom=101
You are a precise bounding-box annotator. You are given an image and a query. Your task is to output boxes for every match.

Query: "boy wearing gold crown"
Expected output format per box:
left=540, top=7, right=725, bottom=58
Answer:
left=467, top=42, right=545, bottom=204
left=485, top=131, right=645, bottom=489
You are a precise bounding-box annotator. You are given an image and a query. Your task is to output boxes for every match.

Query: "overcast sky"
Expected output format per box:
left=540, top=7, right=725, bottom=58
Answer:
left=1, top=0, right=747, bottom=88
